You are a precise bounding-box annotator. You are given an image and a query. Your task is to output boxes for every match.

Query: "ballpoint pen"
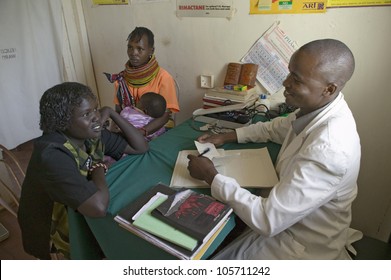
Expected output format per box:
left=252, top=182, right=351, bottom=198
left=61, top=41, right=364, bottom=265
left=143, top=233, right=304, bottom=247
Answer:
left=198, top=147, right=210, bottom=157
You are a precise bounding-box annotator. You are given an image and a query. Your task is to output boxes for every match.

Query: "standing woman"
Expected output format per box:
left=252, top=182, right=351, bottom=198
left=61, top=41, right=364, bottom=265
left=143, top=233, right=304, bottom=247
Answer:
left=105, top=26, right=180, bottom=137
left=18, top=82, right=149, bottom=259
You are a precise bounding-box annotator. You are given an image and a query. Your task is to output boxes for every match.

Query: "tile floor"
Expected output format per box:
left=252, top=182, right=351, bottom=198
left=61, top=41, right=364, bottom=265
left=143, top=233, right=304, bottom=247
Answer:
left=0, top=209, right=35, bottom=260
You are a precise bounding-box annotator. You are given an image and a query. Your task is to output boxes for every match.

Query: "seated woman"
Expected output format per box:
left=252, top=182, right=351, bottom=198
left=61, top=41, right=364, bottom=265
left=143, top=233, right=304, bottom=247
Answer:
left=17, top=82, right=149, bottom=259
left=105, top=26, right=180, bottom=134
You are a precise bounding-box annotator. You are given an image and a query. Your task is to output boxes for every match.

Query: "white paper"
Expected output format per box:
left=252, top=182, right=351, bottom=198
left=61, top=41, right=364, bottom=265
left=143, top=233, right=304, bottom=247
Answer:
left=132, top=192, right=168, bottom=220
left=170, top=147, right=278, bottom=188
left=194, top=141, right=221, bottom=160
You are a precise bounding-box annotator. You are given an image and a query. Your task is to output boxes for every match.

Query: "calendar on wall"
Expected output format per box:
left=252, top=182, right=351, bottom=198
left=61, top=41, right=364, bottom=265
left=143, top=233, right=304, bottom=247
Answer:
left=241, top=22, right=298, bottom=95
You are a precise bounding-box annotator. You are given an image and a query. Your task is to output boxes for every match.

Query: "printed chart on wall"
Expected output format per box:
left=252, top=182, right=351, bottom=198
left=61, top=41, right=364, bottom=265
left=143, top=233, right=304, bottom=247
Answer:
left=241, top=22, right=298, bottom=95
left=249, top=0, right=326, bottom=14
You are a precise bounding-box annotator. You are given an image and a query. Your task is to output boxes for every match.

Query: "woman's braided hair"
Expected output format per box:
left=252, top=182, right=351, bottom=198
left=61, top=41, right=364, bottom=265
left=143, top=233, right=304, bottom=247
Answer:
left=39, top=82, right=96, bottom=133
left=127, top=26, right=154, bottom=47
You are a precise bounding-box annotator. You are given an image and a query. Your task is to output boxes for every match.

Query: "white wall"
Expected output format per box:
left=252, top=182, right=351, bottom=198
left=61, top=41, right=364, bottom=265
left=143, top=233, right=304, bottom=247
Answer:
left=81, top=0, right=391, bottom=242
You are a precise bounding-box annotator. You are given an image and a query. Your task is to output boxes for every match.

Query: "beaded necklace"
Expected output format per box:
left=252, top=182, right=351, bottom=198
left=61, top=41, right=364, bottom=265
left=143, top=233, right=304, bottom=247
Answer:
left=104, top=55, right=160, bottom=109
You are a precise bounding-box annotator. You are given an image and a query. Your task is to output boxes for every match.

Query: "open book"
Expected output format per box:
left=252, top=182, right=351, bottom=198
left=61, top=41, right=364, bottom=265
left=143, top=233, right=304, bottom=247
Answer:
left=224, top=62, right=259, bottom=88
left=170, top=147, right=278, bottom=188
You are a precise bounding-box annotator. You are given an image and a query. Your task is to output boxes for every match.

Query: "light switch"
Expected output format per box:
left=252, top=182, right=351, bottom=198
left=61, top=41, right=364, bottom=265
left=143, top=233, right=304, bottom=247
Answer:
left=200, top=75, right=214, bottom=88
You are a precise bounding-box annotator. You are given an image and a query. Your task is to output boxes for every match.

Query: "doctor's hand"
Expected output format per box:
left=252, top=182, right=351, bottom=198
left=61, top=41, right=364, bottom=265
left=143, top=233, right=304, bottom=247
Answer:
left=187, top=154, right=218, bottom=185
left=197, top=131, right=237, bottom=147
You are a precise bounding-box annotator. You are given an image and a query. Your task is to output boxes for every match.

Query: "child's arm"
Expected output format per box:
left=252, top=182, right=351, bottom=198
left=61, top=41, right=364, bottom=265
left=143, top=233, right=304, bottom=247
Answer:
left=100, top=106, right=149, bottom=154
left=141, top=111, right=170, bottom=136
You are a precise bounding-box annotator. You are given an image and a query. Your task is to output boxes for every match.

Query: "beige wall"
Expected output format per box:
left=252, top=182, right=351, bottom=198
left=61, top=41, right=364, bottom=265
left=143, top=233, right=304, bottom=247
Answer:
left=81, top=1, right=391, bottom=242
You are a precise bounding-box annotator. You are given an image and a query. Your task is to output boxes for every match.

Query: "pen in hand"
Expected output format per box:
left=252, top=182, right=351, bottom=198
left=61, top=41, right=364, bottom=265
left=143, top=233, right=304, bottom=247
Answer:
left=198, top=147, right=210, bottom=157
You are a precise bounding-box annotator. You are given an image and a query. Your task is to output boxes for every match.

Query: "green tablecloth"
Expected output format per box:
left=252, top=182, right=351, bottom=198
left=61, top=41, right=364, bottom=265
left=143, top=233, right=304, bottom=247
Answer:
left=69, top=117, right=281, bottom=259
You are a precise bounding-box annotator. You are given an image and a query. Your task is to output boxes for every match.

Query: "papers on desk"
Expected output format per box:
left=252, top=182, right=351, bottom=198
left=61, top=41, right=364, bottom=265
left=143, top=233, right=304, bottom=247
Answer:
left=151, top=189, right=232, bottom=244
left=170, top=144, right=278, bottom=188
left=132, top=194, right=198, bottom=251
left=114, top=183, right=232, bottom=260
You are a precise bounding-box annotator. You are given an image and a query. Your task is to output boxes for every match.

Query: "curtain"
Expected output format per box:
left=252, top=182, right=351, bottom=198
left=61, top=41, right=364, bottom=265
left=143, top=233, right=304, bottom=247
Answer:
left=0, top=0, right=97, bottom=149
left=62, top=0, right=98, bottom=96
left=0, top=0, right=63, bottom=149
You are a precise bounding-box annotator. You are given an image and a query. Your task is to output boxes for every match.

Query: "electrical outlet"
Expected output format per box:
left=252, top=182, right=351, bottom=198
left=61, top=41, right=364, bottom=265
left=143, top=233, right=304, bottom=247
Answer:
left=200, top=75, right=214, bottom=88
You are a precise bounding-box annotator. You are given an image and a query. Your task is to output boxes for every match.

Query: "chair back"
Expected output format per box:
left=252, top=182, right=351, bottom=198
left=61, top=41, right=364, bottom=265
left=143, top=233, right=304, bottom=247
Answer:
left=1, top=141, right=67, bottom=259
left=0, top=144, right=26, bottom=217
left=168, top=79, right=180, bottom=127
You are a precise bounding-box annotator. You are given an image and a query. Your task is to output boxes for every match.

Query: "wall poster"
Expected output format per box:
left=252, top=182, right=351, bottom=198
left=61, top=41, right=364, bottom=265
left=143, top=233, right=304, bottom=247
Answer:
left=249, top=0, right=390, bottom=14
left=327, top=0, right=391, bottom=7
left=176, top=0, right=234, bottom=18
left=249, top=0, right=327, bottom=14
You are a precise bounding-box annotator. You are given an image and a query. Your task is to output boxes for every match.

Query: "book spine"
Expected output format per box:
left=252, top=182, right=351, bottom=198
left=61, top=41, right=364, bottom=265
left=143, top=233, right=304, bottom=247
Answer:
left=209, top=87, right=255, bottom=96
left=115, top=220, right=192, bottom=260
left=205, top=94, right=246, bottom=102
left=203, top=103, right=237, bottom=109
left=202, top=104, right=217, bottom=109
left=204, top=92, right=252, bottom=102
left=202, top=97, right=241, bottom=106
left=203, top=94, right=244, bottom=102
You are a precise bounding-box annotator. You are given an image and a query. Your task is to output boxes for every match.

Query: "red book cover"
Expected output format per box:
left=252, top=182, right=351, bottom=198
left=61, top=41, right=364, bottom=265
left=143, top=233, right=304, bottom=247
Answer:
left=152, top=189, right=232, bottom=242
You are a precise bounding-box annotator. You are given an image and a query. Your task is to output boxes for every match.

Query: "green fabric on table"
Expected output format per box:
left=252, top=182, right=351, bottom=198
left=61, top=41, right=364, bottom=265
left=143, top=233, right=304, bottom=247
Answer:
left=69, top=117, right=281, bottom=260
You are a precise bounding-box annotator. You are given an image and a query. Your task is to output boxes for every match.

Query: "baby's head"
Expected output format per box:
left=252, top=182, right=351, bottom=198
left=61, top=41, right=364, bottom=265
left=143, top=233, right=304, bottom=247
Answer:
left=138, top=92, right=167, bottom=118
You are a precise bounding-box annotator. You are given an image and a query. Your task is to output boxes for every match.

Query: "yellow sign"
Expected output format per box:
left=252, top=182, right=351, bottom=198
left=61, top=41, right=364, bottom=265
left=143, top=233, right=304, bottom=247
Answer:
left=250, top=0, right=326, bottom=14
left=327, top=0, right=391, bottom=6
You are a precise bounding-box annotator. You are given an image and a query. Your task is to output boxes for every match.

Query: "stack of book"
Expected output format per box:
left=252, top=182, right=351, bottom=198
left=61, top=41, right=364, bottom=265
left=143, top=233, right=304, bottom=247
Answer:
left=203, top=87, right=258, bottom=109
left=201, top=62, right=259, bottom=109
left=114, top=183, right=233, bottom=260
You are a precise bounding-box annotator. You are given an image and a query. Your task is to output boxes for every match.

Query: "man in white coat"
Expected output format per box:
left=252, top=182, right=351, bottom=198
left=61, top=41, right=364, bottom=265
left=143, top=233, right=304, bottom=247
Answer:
left=187, top=39, right=361, bottom=259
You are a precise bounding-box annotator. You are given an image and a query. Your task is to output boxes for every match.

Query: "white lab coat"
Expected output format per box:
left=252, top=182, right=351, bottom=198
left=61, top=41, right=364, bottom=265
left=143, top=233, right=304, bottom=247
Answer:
left=212, top=93, right=361, bottom=259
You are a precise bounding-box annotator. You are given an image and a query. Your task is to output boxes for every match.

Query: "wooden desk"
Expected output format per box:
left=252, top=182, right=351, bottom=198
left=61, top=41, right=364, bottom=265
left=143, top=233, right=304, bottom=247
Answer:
left=68, top=117, right=281, bottom=259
